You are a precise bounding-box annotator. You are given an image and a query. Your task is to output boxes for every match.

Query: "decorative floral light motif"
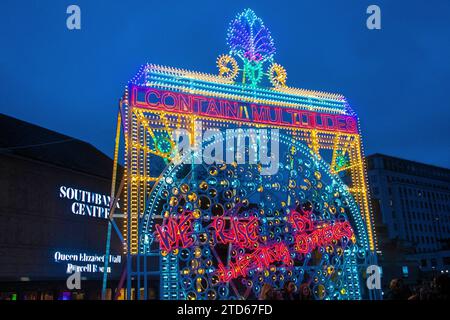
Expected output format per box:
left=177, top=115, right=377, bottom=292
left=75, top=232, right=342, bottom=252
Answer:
left=217, top=54, right=239, bottom=81
left=335, top=151, right=350, bottom=172
left=269, top=63, right=287, bottom=88
left=227, top=9, right=276, bottom=63
left=222, top=9, right=286, bottom=88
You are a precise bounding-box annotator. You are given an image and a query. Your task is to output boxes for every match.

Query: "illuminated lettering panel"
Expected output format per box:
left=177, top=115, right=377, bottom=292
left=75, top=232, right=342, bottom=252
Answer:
left=131, top=86, right=358, bottom=134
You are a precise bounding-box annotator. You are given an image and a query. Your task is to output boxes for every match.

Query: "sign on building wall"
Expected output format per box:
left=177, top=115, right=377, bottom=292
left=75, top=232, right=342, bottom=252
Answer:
left=54, top=251, right=121, bottom=274
left=59, top=185, right=120, bottom=219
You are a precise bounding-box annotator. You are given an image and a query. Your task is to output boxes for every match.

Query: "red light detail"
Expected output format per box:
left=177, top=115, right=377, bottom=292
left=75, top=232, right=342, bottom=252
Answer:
left=217, top=242, right=292, bottom=282
left=154, top=211, right=194, bottom=252
left=211, top=216, right=259, bottom=249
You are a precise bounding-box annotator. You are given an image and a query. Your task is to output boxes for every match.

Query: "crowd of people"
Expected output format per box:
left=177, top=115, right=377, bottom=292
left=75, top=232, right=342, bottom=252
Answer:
left=259, top=281, right=313, bottom=300
left=385, top=274, right=450, bottom=300
left=258, top=274, right=450, bottom=300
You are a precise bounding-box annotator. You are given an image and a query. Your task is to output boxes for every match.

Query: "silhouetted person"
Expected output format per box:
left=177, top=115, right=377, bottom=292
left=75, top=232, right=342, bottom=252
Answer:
left=385, top=278, right=410, bottom=300
left=259, top=283, right=276, bottom=300
left=431, top=274, right=450, bottom=300
left=282, top=281, right=297, bottom=300
left=298, top=283, right=312, bottom=300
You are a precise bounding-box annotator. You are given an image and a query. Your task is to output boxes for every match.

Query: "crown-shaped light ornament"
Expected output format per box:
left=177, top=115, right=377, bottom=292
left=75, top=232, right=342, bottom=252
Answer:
left=217, top=9, right=287, bottom=89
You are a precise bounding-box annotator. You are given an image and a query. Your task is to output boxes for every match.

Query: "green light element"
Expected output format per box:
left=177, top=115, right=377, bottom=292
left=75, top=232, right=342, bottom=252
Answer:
left=155, top=136, right=173, bottom=154
left=243, top=61, right=263, bottom=87
left=335, top=151, right=350, bottom=171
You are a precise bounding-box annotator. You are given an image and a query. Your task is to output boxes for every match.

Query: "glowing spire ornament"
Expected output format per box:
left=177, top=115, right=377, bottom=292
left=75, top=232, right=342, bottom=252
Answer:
left=218, top=8, right=287, bottom=88
left=227, top=8, right=276, bottom=63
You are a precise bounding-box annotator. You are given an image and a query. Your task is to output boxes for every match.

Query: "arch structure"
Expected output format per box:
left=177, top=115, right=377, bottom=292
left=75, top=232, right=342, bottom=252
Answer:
left=102, top=9, right=379, bottom=300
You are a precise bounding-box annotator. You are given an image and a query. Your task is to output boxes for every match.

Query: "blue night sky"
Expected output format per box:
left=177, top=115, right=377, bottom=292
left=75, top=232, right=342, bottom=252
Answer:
left=1, top=0, right=449, bottom=168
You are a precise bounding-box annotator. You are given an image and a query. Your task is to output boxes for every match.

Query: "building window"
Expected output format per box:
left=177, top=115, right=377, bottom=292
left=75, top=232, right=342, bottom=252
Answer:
left=402, top=266, right=409, bottom=277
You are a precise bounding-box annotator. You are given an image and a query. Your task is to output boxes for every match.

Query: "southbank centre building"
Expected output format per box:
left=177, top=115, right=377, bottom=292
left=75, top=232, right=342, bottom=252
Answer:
left=0, top=114, right=124, bottom=300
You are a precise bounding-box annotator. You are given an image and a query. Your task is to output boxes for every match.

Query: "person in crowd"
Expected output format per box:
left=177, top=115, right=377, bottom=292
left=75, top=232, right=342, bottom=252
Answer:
left=148, top=288, right=157, bottom=300
left=406, top=275, right=450, bottom=300
left=298, top=283, right=312, bottom=300
left=259, top=283, right=281, bottom=300
left=385, top=278, right=411, bottom=300
left=408, top=280, right=431, bottom=300
left=259, top=283, right=273, bottom=300
left=430, top=274, right=450, bottom=300
left=418, top=281, right=433, bottom=300
left=282, top=281, right=298, bottom=300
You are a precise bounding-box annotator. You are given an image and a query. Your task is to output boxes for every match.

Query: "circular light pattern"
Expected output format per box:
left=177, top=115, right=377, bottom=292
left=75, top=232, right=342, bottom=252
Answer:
left=156, top=136, right=173, bottom=155
left=142, top=133, right=368, bottom=300
left=268, top=63, right=287, bottom=88
left=217, top=54, right=239, bottom=81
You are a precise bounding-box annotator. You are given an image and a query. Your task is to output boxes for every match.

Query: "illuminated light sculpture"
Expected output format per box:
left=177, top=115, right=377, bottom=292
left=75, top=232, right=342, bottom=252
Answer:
left=102, top=9, right=379, bottom=300
left=227, top=9, right=275, bottom=87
